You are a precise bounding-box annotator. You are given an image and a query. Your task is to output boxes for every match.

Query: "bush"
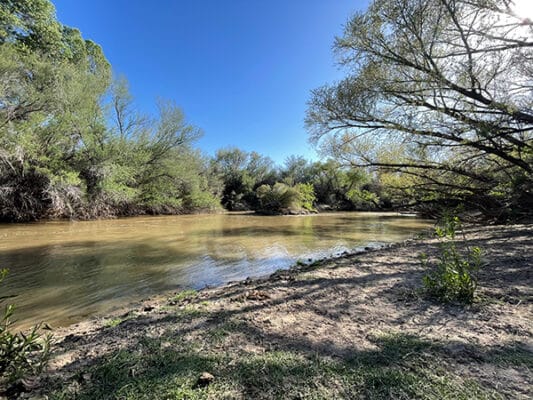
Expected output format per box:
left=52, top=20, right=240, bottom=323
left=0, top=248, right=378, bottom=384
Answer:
left=421, top=216, right=482, bottom=304
left=256, top=182, right=316, bottom=214
left=294, top=183, right=316, bottom=211
left=0, top=269, right=52, bottom=390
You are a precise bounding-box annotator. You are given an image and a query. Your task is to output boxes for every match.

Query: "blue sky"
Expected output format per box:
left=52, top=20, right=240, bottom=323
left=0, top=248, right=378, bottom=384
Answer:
left=52, top=1, right=367, bottom=164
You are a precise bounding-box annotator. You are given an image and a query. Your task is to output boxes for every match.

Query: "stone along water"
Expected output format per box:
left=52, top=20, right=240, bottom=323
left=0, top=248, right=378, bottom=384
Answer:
left=0, top=212, right=431, bottom=328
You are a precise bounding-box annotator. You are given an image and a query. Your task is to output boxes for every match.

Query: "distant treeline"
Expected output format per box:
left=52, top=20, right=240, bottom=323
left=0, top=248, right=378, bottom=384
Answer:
left=1, top=0, right=531, bottom=222
left=0, top=1, right=404, bottom=222
left=211, top=150, right=395, bottom=214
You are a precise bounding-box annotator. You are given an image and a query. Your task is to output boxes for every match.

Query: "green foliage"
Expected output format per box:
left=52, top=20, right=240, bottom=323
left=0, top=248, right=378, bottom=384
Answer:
left=0, top=269, right=52, bottom=387
left=0, top=0, right=222, bottom=221
left=210, top=150, right=393, bottom=213
left=309, top=159, right=384, bottom=210
left=212, top=148, right=277, bottom=211
left=295, top=183, right=315, bottom=211
left=0, top=0, right=62, bottom=54
left=256, top=182, right=316, bottom=214
left=170, top=289, right=198, bottom=303
left=346, top=188, right=379, bottom=209
left=421, top=217, right=482, bottom=303
left=306, top=0, right=533, bottom=220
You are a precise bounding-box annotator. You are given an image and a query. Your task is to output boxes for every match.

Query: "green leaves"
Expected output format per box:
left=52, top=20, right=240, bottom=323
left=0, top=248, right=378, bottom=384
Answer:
left=256, top=182, right=316, bottom=214
left=422, top=217, right=483, bottom=303
left=307, top=0, right=533, bottom=219
left=0, top=0, right=222, bottom=221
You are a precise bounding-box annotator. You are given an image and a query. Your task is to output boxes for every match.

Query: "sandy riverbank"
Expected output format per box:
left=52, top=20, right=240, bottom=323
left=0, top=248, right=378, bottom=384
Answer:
left=13, top=224, right=533, bottom=399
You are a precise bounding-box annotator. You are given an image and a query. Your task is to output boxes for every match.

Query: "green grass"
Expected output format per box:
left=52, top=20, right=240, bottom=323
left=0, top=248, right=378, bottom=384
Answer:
left=47, top=332, right=506, bottom=400
left=484, top=344, right=533, bottom=369
left=104, top=313, right=137, bottom=328
left=170, top=289, right=198, bottom=303
left=173, top=304, right=210, bottom=322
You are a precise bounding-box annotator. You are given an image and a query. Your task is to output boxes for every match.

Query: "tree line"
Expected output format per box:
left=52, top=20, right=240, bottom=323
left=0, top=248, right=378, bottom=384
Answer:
left=1, top=0, right=531, bottom=222
left=0, top=0, right=402, bottom=222
left=0, top=0, right=226, bottom=221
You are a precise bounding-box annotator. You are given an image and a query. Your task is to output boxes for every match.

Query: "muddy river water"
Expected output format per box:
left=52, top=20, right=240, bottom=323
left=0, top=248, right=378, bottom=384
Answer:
left=0, top=212, right=431, bottom=328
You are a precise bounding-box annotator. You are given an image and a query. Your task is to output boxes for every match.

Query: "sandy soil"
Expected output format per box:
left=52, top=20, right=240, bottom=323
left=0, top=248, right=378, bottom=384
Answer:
left=28, top=224, right=533, bottom=398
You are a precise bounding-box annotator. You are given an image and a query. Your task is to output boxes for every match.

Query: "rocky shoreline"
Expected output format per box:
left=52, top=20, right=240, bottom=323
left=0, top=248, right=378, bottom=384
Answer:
left=12, top=224, right=533, bottom=399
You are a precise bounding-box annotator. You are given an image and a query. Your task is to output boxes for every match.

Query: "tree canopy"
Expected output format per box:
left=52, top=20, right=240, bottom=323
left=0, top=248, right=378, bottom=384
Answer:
left=0, top=0, right=220, bottom=221
left=306, top=0, right=532, bottom=219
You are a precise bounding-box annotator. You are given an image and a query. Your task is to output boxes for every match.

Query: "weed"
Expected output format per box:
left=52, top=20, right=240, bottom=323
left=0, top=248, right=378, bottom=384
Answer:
left=421, top=216, right=482, bottom=303
left=0, top=269, right=52, bottom=389
left=104, top=313, right=136, bottom=328
left=170, top=289, right=198, bottom=303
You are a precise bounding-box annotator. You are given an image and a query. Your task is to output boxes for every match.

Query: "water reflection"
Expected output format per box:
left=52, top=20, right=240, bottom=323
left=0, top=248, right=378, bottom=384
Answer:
left=0, top=212, right=431, bottom=328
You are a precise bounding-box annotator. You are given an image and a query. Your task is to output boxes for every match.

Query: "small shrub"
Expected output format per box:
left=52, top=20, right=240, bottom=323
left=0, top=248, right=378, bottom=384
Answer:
left=0, top=269, right=52, bottom=388
left=421, top=217, right=482, bottom=303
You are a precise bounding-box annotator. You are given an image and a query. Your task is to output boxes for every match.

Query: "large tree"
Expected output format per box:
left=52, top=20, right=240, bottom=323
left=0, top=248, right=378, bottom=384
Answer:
left=306, top=0, right=532, bottom=218
left=0, top=0, right=111, bottom=220
left=212, top=148, right=277, bottom=210
left=0, top=0, right=220, bottom=221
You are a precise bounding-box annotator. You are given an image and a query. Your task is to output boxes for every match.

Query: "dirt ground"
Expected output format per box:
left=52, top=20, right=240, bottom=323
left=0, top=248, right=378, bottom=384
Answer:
left=28, top=224, right=533, bottom=398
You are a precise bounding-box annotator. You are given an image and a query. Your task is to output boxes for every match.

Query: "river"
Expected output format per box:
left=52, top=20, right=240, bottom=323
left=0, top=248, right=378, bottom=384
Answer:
left=0, top=212, right=431, bottom=329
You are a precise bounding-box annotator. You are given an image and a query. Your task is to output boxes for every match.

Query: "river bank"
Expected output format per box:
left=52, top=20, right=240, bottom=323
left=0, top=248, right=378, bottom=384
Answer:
left=14, top=224, right=533, bottom=399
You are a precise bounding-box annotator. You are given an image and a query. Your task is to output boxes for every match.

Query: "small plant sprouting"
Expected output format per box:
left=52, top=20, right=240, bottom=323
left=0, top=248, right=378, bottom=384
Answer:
left=421, top=216, right=483, bottom=304
left=170, top=289, right=198, bottom=303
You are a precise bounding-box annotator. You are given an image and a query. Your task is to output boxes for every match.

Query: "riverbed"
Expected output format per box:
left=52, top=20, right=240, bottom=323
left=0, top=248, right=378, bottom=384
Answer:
left=0, top=212, right=431, bottom=328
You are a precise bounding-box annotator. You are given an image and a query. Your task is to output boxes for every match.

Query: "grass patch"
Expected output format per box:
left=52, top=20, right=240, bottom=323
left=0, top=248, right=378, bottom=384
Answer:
left=104, top=313, right=137, bottom=328
left=104, top=318, right=123, bottom=329
left=170, top=289, right=198, bottom=303
left=47, top=332, right=503, bottom=400
left=485, top=345, right=533, bottom=369
left=174, top=304, right=209, bottom=322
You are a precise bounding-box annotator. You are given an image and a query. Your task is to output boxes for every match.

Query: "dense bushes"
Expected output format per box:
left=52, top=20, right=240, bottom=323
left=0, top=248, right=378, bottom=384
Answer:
left=256, top=183, right=316, bottom=214
left=212, top=150, right=393, bottom=214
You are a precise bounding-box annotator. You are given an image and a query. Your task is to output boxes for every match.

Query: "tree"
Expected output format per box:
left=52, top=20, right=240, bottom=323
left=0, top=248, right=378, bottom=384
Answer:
left=110, top=76, right=147, bottom=140
left=0, top=0, right=111, bottom=221
left=0, top=0, right=62, bottom=55
left=310, top=160, right=381, bottom=210
left=0, top=0, right=220, bottom=220
left=306, top=0, right=533, bottom=219
left=212, top=148, right=277, bottom=210
left=281, top=155, right=314, bottom=185
left=256, top=182, right=316, bottom=214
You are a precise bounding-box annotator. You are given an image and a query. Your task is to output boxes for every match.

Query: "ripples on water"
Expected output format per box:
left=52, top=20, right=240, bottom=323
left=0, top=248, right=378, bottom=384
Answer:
left=0, top=212, right=431, bottom=328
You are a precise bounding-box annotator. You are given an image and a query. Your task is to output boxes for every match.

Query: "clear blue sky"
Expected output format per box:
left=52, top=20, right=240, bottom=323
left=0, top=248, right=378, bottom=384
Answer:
left=52, top=1, right=367, bottom=164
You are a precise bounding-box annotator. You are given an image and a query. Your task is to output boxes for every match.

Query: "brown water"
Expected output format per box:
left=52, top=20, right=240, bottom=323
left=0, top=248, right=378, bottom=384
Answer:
left=0, top=212, right=431, bottom=329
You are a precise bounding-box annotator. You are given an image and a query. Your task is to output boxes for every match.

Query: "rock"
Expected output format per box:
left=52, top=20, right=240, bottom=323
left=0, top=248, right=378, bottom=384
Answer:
left=194, top=372, right=214, bottom=388
left=242, top=290, right=271, bottom=301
